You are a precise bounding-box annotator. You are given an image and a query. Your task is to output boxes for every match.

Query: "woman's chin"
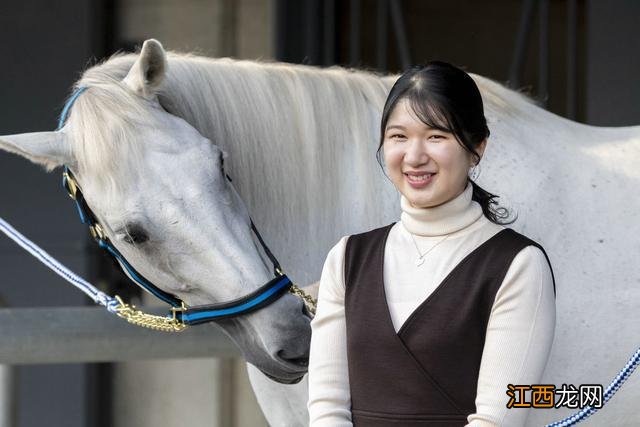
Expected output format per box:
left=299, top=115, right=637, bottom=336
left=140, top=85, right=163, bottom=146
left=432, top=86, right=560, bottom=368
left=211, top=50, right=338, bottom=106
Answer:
left=402, top=187, right=439, bottom=209
left=406, top=195, right=438, bottom=209
left=410, top=200, right=434, bottom=209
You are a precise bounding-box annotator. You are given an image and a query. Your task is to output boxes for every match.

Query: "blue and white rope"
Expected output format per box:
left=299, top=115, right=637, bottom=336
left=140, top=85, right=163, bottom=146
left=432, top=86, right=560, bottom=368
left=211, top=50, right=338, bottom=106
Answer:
left=546, top=346, right=640, bottom=426
left=0, top=216, right=119, bottom=313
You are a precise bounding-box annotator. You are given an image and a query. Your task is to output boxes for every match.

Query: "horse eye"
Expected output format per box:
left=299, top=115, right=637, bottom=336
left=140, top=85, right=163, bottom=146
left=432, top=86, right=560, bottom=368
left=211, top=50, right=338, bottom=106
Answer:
left=122, top=225, right=149, bottom=245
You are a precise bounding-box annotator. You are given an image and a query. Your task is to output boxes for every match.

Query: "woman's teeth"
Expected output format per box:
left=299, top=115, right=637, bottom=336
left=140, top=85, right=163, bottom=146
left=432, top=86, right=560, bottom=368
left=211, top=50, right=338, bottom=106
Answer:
left=406, top=173, right=433, bottom=182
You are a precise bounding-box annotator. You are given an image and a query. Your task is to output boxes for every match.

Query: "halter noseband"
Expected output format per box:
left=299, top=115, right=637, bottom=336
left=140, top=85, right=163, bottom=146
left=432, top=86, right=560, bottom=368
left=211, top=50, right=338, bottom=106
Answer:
left=60, top=86, right=315, bottom=331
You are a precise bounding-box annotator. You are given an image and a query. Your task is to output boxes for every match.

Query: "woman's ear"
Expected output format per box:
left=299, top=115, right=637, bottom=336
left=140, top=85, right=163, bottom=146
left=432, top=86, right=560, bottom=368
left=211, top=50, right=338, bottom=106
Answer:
left=474, top=138, right=488, bottom=165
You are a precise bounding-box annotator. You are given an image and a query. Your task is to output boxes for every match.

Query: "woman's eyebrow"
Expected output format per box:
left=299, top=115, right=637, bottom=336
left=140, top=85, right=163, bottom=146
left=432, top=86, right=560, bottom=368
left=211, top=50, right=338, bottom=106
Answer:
left=386, top=123, right=443, bottom=132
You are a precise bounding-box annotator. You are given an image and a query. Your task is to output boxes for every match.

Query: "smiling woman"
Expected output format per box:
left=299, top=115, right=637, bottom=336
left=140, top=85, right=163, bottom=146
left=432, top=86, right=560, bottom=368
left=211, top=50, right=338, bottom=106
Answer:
left=377, top=61, right=509, bottom=221
left=383, top=97, right=479, bottom=208
left=308, top=61, right=557, bottom=427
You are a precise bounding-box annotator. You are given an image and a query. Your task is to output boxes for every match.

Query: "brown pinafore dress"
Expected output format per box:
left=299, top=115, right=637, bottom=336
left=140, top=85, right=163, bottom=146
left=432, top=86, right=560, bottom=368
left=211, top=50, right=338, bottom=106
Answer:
left=344, top=223, right=556, bottom=426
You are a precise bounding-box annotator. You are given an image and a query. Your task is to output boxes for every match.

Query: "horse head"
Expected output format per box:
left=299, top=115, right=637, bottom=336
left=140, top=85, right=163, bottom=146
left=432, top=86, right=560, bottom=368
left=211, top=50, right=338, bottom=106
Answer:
left=0, top=39, right=311, bottom=384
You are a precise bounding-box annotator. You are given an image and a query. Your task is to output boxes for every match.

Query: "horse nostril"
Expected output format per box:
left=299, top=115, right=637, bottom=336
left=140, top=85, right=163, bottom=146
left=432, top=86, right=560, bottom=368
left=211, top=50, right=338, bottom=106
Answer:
left=277, top=350, right=309, bottom=368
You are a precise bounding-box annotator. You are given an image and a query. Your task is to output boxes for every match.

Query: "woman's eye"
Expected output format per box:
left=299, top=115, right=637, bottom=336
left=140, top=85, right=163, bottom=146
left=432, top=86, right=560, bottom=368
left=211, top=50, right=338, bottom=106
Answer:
left=390, top=134, right=406, bottom=140
left=429, top=134, right=445, bottom=141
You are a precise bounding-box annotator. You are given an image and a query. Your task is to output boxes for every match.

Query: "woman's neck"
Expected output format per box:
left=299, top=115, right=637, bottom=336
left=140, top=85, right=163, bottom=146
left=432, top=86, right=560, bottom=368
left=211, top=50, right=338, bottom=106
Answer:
left=400, top=182, right=483, bottom=237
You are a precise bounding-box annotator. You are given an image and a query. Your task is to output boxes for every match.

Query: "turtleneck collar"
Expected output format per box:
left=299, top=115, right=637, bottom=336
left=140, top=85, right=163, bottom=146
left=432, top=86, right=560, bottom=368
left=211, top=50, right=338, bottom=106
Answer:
left=400, top=181, right=483, bottom=237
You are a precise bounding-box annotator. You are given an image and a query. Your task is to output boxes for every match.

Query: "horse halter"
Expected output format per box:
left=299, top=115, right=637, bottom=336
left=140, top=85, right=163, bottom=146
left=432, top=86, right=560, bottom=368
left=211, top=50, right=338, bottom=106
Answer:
left=59, top=86, right=316, bottom=332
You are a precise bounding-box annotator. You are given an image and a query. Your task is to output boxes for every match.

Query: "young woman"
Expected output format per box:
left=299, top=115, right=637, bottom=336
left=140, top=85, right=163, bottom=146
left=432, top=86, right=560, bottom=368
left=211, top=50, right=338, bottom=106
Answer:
left=307, top=61, right=557, bottom=426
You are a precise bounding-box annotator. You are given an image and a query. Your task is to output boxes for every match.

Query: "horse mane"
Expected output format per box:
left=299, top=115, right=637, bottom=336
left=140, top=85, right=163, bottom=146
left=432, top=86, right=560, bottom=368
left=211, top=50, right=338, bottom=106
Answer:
left=68, top=51, right=556, bottom=282
left=471, top=74, right=540, bottom=119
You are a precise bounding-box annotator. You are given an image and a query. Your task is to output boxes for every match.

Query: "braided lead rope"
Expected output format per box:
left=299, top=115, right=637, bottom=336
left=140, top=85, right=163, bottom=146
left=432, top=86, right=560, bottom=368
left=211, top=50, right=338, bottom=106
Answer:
left=546, top=346, right=640, bottom=426
left=0, top=216, right=119, bottom=313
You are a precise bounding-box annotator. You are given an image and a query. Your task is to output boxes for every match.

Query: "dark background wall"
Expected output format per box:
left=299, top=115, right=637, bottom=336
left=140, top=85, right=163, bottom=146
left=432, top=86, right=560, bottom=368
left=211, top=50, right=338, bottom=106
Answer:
left=586, top=0, right=640, bottom=126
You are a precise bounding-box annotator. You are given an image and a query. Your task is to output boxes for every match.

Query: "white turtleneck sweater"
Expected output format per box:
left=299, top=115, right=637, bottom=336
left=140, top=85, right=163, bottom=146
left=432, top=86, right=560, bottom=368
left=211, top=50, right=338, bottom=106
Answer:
left=307, top=183, right=556, bottom=426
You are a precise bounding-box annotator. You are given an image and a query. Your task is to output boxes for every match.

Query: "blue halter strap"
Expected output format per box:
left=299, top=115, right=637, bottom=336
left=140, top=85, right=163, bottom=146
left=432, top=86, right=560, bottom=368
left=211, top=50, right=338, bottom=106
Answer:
left=59, top=86, right=295, bottom=325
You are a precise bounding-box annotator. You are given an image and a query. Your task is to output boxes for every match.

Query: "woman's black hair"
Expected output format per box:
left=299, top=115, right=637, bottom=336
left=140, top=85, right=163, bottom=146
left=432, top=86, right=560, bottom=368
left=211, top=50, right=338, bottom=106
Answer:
left=376, top=60, right=515, bottom=225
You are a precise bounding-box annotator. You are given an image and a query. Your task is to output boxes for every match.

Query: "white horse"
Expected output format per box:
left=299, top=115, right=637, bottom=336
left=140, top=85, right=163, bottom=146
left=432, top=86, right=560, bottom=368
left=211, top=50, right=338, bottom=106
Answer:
left=1, top=39, right=638, bottom=426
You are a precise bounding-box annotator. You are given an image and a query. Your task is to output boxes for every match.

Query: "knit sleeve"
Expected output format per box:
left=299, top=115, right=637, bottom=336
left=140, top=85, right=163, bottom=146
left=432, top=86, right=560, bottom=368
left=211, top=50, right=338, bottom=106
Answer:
left=307, top=235, right=353, bottom=427
left=466, top=245, right=556, bottom=427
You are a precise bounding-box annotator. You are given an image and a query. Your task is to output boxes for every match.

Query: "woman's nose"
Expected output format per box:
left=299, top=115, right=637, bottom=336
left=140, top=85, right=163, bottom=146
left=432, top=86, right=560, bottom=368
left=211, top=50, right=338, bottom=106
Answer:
left=404, top=139, right=429, bottom=165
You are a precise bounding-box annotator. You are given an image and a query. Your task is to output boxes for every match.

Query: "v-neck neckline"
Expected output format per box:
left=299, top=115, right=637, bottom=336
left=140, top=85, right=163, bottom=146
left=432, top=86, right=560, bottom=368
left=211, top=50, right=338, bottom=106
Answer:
left=379, top=224, right=511, bottom=336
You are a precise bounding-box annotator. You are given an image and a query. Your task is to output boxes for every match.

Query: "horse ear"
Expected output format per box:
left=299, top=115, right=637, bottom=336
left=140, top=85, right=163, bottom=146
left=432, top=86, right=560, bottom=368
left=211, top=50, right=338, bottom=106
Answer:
left=123, top=39, right=167, bottom=99
left=0, top=131, right=71, bottom=172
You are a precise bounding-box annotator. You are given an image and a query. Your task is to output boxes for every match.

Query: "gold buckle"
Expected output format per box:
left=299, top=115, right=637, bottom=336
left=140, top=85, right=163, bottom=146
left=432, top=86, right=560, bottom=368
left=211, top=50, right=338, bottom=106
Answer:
left=63, top=171, right=78, bottom=200
left=89, top=223, right=106, bottom=241
left=170, top=301, right=187, bottom=322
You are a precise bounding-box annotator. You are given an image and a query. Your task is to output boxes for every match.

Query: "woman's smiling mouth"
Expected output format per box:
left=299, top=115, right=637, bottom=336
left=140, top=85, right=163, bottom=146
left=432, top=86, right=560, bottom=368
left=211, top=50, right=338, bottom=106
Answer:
left=404, top=171, right=436, bottom=188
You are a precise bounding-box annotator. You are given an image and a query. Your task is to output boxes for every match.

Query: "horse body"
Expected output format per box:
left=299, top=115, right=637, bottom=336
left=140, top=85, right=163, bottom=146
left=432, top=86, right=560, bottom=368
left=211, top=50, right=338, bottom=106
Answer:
left=1, top=40, right=638, bottom=425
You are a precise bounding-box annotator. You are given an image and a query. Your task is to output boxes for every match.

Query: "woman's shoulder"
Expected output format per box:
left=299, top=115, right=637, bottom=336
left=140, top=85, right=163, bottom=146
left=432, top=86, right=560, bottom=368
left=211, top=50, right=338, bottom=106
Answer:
left=510, top=244, right=551, bottom=270
left=479, top=217, right=550, bottom=256
left=475, top=220, right=554, bottom=277
left=499, top=232, right=557, bottom=298
left=326, top=235, right=350, bottom=262
left=346, top=222, right=396, bottom=240
left=503, top=229, right=553, bottom=268
left=324, top=221, right=395, bottom=261
left=323, top=222, right=397, bottom=275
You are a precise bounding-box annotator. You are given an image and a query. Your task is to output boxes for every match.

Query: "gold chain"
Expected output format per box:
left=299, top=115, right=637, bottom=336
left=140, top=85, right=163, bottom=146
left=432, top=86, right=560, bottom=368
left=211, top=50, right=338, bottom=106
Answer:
left=288, top=284, right=317, bottom=317
left=114, top=296, right=187, bottom=333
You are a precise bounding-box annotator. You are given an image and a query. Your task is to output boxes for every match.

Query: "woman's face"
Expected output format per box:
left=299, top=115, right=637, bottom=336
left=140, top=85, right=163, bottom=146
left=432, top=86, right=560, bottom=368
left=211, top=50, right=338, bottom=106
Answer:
left=382, top=98, right=486, bottom=208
